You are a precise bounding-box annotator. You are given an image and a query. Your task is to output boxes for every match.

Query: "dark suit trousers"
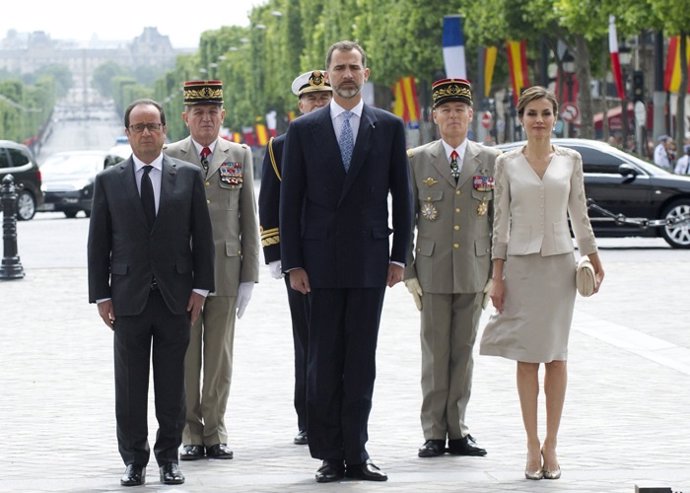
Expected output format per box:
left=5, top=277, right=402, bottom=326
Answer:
left=285, top=275, right=309, bottom=432
left=306, top=287, right=386, bottom=465
left=114, top=290, right=190, bottom=467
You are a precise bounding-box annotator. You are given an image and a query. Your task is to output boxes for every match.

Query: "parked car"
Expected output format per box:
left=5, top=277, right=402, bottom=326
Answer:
left=0, top=140, right=44, bottom=220
left=494, top=138, right=690, bottom=249
left=37, top=150, right=119, bottom=218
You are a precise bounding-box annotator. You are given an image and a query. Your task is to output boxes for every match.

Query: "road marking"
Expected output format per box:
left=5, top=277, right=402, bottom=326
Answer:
left=575, top=312, right=690, bottom=376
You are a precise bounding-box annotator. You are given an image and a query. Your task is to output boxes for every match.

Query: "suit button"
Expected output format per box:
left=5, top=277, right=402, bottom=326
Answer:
left=454, top=225, right=460, bottom=231
left=417, top=247, right=421, bottom=252
left=205, top=182, right=210, bottom=187
left=456, top=190, right=461, bottom=195
left=426, top=196, right=431, bottom=200
left=453, top=243, right=460, bottom=249
left=455, top=208, right=461, bottom=213
left=207, top=199, right=211, bottom=204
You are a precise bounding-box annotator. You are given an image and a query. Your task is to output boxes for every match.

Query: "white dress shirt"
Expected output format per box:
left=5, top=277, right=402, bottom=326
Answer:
left=330, top=99, right=364, bottom=145
left=440, top=139, right=469, bottom=174
left=133, top=153, right=163, bottom=213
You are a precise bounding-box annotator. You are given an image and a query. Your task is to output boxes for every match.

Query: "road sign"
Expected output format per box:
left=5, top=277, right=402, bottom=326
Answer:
left=561, top=102, right=579, bottom=122
left=480, top=111, right=492, bottom=129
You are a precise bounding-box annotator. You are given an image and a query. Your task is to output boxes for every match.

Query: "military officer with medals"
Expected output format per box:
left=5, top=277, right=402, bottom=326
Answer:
left=164, top=80, right=260, bottom=461
left=404, top=78, right=500, bottom=459
left=259, top=70, right=332, bottom=446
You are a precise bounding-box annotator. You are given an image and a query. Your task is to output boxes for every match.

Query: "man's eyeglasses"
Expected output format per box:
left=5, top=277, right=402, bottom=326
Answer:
left=129, top=123, right=164, bottom=133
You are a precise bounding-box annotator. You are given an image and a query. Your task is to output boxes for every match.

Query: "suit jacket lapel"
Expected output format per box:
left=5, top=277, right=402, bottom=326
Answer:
left=429, top=140, right=455, bottom=187
left=155, top=156, right=178, bottom=232
left=208, top=139, right=227, bottom=176
left=339, top=105, right=376, bottom=203
left=457, top=141, right=482, bottom=189
left=308, top=107, right=346, bottom=182
left=117, top=157, right=150, bottom=229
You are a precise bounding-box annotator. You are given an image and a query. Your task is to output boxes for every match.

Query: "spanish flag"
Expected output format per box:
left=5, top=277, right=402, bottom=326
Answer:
left=506, top=40, right=530, bottom=104
left=481, top=46, right=498, bottom=98
left=392, top=76, right=421, bottom=124
left=255, top=118, right=269, bottom=147
left=664, top=35, right=690, bottom=94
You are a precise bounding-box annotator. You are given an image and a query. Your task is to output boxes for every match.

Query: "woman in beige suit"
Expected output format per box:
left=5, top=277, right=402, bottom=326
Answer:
left=479, top=86, right=604, bottom=480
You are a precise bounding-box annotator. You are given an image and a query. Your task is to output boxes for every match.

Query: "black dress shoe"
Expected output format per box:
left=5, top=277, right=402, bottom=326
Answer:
left=418, top=439, right=446, bottom=458
left=315, top=460, right=345, bottom=483
left=120, top=464, right=145, bottom=487
left=206, top=443, right=234, bottom=459
left=180, top=444, right=205, bottom=461
left=345, top=460, right=388, bottom=481
left=448, top=434, right=487, bottom=456
left=293, top=430, right=308, bottom=445
left=159, top=463, right=185, bottom=485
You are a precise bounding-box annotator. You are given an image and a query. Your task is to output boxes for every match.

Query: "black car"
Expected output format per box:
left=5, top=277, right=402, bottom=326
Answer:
left=494, top=138, right=690, bottom=249
left=37, top=150, right=118, bottom=218
left=0, top=140, right=44, bottom=220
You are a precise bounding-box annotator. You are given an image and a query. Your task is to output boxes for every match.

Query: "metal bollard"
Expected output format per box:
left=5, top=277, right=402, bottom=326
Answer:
left=0, top=174, right=26, bottom=280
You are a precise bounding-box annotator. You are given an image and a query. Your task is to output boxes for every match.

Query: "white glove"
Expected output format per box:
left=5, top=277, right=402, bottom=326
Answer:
left=482, top=279, right=494, bottom=310
left=268, top=260, right=283, bottom=280
left=404, top=277, right=423, bottom=311
left=236, top=282, right=254, bottom=319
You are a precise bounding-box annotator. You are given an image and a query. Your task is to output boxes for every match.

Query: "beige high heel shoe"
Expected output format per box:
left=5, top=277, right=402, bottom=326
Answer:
left=541, top=449, right=561, bottom=480
left=524, top=451, right=543, bottom=480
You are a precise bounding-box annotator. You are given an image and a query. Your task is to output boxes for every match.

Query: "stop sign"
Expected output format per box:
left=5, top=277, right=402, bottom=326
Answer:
left=481, top=111, right=492, bottom=129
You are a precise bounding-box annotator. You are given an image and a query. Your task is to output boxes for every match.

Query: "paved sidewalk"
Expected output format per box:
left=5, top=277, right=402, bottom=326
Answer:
left=1, top=222, right=689, bottom=492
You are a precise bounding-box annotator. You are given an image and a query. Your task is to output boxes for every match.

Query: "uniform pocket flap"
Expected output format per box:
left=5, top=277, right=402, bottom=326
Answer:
left=416, top=237, right=435, bottom=256
left=419, top=190, right=443, bottom=202
left=474, top=236, right=491, bottom=256
left=225, top=240, right=241, bottom=257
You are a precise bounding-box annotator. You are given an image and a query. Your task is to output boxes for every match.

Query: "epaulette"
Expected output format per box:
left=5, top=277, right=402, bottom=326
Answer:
left=260, top=226, right=280, bottom=247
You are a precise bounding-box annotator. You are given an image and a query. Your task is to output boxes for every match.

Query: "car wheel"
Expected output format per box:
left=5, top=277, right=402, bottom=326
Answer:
left=16, top=191, right=36, bottom=221
left=661, top=199, right=690, bottom=249
left=64, top=210, right=78, bottom=218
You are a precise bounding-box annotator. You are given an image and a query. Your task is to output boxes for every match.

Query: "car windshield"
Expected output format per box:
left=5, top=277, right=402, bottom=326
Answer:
left=42, top=154, right=103, bottom=175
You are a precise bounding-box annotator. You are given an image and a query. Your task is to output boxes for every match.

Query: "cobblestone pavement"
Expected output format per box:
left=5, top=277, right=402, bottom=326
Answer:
left=1, top=216, right=689, bottom=493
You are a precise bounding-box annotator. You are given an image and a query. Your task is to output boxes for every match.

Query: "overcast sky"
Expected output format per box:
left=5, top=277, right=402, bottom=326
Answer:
left=1, top=0, right=267, bottom=49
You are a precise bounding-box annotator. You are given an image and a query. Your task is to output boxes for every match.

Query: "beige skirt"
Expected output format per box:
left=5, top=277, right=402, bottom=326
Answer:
left=480, top=252, right=576, bottom=363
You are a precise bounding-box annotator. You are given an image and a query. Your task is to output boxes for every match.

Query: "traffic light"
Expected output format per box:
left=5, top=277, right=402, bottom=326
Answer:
left=632, top=70, right=644, bottom=103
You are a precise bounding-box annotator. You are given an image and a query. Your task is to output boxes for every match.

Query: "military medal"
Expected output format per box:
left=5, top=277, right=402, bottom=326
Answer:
left=477, top=200, right=488, bottom=216
left=421, top=202, right=439, bottom=221
left=422, top=177, right=438, bottom=187
left=473, top=175, right=495, bottom=191
left=219, top=161, right=243, bottom=186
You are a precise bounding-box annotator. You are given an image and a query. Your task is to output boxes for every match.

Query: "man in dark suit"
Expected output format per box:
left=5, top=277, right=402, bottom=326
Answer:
left=280, top=40, right=412, bottom=483
left=87, top=99, right=214, bottom=487
left=259, top=69, right=332, bottom=446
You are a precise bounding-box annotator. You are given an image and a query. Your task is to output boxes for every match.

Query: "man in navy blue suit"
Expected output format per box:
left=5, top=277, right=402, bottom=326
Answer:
left=280, top=40, right=412, bottom=483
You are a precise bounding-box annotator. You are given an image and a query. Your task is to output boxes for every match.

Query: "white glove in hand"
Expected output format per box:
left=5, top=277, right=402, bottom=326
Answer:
left=236, top=282, right=254, bottom=319
left=482, top=279, right=494, bottom=310
left=268, top=260, right=283, bottom=280
left=404, top=277, right=423, bottom=311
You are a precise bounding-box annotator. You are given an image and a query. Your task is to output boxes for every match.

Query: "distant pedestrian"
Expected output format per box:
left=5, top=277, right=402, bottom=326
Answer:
left=258, top=69, right=332, bottom=446
left=653, top=135, right=672, bottom=170
left=88, top=98, right=214, bottom=486
left=479, top=86, right=604, bottom=481
left=674, top=144, right=690, bottom=174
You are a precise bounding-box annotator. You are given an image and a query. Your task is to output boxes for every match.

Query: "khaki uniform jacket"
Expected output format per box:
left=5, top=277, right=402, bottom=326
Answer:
left=164, top=137, right=259, bottom=296
left=405, top=139, right=501, bottom=294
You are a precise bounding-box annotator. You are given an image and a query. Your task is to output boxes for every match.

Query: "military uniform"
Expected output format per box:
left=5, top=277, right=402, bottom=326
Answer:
left=405, top=79, right=500, bottom=454
left=164, top=80, right=259, bottom=453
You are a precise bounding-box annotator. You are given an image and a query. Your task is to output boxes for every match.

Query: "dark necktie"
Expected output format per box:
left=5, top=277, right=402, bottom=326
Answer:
left=140, top=166, right=156, bottom=229
left=200, top=146, right=212, bottom=171
left=339, top=111, right=354, bottom=172
left=450, top=150, right=460, bottom=182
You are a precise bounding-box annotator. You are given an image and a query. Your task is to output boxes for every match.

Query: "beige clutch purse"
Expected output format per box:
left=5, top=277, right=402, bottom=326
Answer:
left=576, top=257, right=596, bottom=297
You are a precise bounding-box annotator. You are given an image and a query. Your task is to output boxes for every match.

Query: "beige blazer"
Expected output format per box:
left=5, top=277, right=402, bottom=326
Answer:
left=164, top=137, right=259, bottom=296
left=405, top=139, right=501, bottom=294
left=492, top=145, right=597, bottom=260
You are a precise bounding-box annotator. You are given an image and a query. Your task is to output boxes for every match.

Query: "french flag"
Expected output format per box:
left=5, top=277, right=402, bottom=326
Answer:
left=608, top=15, right=625, bottom=100
left=443, top=15, right=467, bottom=79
